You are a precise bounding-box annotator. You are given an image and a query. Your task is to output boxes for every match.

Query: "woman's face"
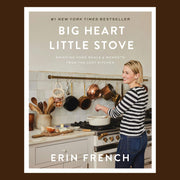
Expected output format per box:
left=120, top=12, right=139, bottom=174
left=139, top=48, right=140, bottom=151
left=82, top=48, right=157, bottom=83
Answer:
left=122, top=65, right=138, bottom=86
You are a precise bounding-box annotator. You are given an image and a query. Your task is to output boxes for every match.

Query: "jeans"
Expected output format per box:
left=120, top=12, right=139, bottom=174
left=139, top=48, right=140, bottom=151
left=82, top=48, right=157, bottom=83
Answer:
left=115, top=131, right=147, bottom=168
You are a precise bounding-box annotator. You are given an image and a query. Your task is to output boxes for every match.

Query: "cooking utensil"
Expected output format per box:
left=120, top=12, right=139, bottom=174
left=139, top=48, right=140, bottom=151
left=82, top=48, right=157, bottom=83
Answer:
left=121, top=83, right=124, bottom=97
left=45, top=97, right=55, bottom=114
left=38, top=102, right=44, bottom=114
left=112, top=94, right=121, bottom=106
left=29, top=103, right=43, bottom=114
left=47, top=103, right=55, bottom=114
left=87, top=116, right=110, bottom=126
left=87, top=84, right=101, bottom=100
left=53, top=81, right=65, bottom=108
left=63, top=82, right=79, bottom=111
left=43, top=101, right=47, bottom=113
left=66, top=81, right=70, bottom=96
left=31, top=97, right=38, bottom=106
left=49, top=105, right=55, bottom=114
left=111, top=82, right=121, bottom=106
left=101, top=84, right=116, bottom=100
left=142, top=84, right=148, bottom=92
left=79, top=82, right=91, bottom=110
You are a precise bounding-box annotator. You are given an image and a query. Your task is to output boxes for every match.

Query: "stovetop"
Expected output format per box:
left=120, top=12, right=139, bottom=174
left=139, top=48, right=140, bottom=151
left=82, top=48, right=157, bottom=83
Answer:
left=71, top=117, right=122, bottom=131
left=70, top=117, right=151, bottom=132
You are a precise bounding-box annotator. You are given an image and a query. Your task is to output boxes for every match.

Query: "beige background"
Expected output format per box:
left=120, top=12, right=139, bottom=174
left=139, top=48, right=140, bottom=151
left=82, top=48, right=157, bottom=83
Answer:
left=29, top=12, right=152, bottom=76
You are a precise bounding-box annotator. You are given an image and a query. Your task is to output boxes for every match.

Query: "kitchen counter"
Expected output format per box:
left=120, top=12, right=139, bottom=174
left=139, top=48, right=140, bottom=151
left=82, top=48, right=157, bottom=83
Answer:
left=29, top=129, right=95, bottom=145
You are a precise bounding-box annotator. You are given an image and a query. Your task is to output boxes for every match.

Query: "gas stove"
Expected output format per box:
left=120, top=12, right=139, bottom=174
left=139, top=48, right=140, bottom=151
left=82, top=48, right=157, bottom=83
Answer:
left=71, top=117, right=122, bottom=131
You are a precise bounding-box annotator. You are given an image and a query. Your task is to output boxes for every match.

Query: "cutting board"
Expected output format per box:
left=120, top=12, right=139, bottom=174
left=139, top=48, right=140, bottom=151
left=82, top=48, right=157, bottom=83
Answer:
left=32, top=129, right=74, bottom=138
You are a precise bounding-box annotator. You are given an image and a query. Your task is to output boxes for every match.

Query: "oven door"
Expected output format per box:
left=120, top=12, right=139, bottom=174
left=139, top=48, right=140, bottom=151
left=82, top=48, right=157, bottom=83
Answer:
left=92, top=148, right=117, bottom=168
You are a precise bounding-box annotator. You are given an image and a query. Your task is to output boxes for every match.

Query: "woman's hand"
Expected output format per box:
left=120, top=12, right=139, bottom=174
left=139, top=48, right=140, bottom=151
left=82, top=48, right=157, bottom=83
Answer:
left=95, top=104, right=109, bottom=114
left=95, top=104, right=102, bottom=112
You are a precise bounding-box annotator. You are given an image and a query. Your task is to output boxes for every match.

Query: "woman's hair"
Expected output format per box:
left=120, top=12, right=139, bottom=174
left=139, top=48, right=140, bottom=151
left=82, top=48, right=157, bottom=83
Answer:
left=124, top=60, right=143, bottom=84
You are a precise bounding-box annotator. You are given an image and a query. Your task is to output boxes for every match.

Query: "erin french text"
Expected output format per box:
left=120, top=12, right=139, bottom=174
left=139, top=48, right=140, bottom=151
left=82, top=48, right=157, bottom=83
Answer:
left=51, top=153, right=129, bottom=162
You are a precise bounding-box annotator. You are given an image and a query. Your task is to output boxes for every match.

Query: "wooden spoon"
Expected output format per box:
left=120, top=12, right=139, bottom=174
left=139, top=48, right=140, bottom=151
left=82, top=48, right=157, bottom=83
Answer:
left=38, top=102, right=44, bottom=114
left=43, top=101, right=47, bottom=113
left=31, top=97, right=38, bottom=106
left=49, top=106, right=55, bottom=114
left=48, top=103, right=56, bottom=114
left=29, top=103, right=43, bottom=114
left=45, top=97, right=55, bottom=114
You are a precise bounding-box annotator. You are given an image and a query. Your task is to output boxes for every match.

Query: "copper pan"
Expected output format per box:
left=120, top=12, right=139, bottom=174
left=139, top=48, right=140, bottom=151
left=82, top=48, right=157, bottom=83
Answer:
left=87, top=84, right=101, bottom=100
left=101, top=84, right=116, bottom=100
left=79, top=82, right=91, bottom=110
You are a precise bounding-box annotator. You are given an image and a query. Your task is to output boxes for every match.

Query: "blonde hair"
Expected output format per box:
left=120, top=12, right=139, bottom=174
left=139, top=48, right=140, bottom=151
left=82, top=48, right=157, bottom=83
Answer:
left=124, top=60, right=143, bottom=84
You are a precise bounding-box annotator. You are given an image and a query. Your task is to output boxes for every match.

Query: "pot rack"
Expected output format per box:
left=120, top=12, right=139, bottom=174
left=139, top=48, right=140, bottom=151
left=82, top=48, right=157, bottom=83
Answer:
left=48, top=75, right=148, bottom=81
left=48, top=75, right=148, bottom=97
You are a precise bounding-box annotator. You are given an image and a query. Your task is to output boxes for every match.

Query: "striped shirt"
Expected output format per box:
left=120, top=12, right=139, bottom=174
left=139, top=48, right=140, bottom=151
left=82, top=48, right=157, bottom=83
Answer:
left=108, top=86, right=148, bottom=136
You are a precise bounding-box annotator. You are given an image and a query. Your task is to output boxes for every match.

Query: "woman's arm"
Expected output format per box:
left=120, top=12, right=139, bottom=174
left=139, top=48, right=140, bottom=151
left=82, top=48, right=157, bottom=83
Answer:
left=95, top=89, right=138, bottom=118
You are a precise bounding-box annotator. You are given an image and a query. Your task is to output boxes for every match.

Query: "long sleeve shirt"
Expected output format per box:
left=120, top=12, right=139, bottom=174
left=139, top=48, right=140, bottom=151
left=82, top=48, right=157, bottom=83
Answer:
left=108, top=86, right=148, bottom=136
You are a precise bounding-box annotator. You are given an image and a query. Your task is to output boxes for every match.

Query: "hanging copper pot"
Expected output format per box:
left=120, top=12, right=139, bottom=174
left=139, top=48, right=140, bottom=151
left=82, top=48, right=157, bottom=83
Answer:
left=101, top=84, right=116, bottom=100
left=87, top=84, right=101, bottom=100
left=112, top=93, right=122, bottom=106
left=79, top=82, right=91, bottom=110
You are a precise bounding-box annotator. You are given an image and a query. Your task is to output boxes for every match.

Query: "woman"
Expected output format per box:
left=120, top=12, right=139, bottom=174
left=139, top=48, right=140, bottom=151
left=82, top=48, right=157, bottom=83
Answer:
left=95, top=60, right=148, bottom=168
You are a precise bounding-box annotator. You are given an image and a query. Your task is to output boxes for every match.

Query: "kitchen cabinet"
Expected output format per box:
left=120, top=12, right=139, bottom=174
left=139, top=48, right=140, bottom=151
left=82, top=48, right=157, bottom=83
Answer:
left=144, top=141, right=152, bottom=168
left=29, top=136, right=93, bottom=168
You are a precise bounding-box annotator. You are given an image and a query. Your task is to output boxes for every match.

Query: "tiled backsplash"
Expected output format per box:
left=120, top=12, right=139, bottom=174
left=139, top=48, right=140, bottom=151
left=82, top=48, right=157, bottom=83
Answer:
left=29, top=71, right=152, bottom=126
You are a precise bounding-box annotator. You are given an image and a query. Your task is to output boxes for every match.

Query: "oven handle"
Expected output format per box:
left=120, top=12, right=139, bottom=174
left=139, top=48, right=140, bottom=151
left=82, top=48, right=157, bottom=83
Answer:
left=101, top=152, right=117, bottom=158
left=98, top=133, right=108, bottom=140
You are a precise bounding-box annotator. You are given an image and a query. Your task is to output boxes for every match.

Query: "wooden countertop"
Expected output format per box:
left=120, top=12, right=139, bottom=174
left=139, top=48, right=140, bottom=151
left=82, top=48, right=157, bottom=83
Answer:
left=29, top=128, right=95, bottom=145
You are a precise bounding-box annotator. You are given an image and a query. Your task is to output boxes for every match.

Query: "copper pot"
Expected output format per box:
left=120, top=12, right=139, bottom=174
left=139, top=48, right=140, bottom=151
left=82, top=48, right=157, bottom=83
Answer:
left=101, top=84, right=116, bottom=100
left=79, top=82, right=91, bottom=110
left=79, top=96, right=91, bottom=110
left=142, top=84, right=148, bottom=92
left=87, top=84, right=101, bottom=99
left=112, top=93, right=122, bottom=106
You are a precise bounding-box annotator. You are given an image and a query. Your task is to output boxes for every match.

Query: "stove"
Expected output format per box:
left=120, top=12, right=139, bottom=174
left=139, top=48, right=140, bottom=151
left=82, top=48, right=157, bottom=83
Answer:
left=71, top=117, right=122, bottom=131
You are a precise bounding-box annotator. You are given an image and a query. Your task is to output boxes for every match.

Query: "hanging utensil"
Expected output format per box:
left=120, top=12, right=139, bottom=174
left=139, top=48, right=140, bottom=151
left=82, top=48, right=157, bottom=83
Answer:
left=142, top=84, right=148, bottom=92
left=121, top=83, right=124, bottom=97
left=66, top=80, right=70, bottom=96
left=87, top=83, right=101, bottom=100
left=101, top=83, right=116, bottom=100
left=79, top=82, right=91, bottom=110
left=63, top=82, right=79, bottom=111
left=112, top=82, right=121, bottom=106
left=53, top=81, right=65, bottom=108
